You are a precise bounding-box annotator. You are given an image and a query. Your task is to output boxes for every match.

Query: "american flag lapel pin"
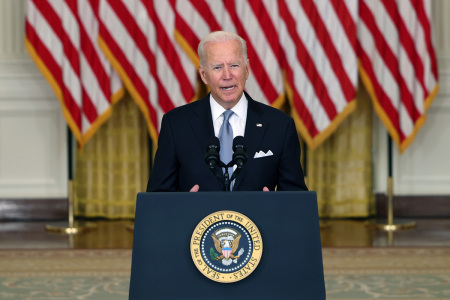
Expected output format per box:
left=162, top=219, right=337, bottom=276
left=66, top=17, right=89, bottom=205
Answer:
left=256, top=123, right=262, bottom=127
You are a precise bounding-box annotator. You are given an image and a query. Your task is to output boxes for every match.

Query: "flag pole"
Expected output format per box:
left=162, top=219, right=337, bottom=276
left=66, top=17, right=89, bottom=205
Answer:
left=45, top=126, right=96, bottom=235
left=371, top=134, right=415, bottom=235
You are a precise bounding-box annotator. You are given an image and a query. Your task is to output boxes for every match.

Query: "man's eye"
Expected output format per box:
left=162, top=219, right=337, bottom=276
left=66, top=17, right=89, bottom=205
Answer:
left=231, top=64, right=239, bottom=68
left=213, top=66, right=222, bottom=70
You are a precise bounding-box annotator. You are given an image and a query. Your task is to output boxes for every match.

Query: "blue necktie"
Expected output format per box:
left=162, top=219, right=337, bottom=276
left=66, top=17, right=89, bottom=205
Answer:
left=219, top=110, right=234, bottom=188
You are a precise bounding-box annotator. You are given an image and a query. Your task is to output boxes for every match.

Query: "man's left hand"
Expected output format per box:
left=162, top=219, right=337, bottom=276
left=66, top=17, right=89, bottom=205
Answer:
left=190, top=184, right=200, bottom=192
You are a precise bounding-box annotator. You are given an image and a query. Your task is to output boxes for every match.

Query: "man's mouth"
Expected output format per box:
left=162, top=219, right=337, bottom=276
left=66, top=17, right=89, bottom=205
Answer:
left=221, top=85, right=236, bottom=91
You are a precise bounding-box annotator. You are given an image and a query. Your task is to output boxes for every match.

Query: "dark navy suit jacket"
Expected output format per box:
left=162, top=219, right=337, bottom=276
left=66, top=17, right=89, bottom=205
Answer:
left=146, top=92, right=308, bottom=192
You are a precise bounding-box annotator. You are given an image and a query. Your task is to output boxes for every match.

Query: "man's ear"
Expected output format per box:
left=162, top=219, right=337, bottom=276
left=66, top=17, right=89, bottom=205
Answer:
left=245, top=59, right=250, bottom=80
left=199, top=65, right=208, bottom=85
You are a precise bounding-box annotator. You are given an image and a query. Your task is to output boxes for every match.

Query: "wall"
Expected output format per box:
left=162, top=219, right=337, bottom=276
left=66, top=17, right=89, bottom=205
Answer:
left=0, top=0, right=67, bottom=198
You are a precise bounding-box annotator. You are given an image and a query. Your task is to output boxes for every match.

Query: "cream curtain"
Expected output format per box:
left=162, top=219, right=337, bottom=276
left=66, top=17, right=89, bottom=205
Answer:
left=74, top=95, right=149, bottom=219
left=306, top=86, right=375, bottom=218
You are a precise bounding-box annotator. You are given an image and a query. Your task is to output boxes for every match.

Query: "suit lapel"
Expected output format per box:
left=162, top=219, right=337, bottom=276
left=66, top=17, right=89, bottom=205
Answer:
left=189, top=95, right=215, bottom=154
left=189, top=95, right=224, bottom=189
left=233, top=93, right=267, bottom=190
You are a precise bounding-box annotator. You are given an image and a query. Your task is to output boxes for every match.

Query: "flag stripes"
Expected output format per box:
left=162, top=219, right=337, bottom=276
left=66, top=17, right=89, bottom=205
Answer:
left=98, top=0, right=197, bottom=142
left=26, top=0, right=438, bottom=153
left=25, top=0, right=124, bottom=147
left=358, top=0, right=439, bottom=152
left=279, top=0, right=359, bottom=147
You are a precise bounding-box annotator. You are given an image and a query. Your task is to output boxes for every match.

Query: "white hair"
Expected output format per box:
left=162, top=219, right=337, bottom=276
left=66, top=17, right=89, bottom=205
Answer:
left=197, top=31, right=247, bottom=66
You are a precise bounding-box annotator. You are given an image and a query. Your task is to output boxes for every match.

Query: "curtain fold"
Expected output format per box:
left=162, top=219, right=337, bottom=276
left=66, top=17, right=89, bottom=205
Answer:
left=74, top=95, right=148, bottom=219
left=306, top=85, right=375, bottom=218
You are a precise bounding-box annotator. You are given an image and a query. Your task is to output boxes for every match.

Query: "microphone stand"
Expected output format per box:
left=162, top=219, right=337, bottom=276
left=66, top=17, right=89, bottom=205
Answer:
left=206, top=153, right=244, bottom=192
left=206, top=159, right=232, bottom=191
left=224, top=160, right=246, bottom=191
left=224, top=168, right=230, bottom=191
left=230, top=166, right=243, bottom=182
left=221, top=161, right=235, bottom=192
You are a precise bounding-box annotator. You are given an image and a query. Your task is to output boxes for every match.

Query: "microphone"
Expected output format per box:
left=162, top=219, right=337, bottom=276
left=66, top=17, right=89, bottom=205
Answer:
left=205, top=136, right=221, bottom=169
left=232, top=136, right=247, bottom=169
left=205, top=136, right=226, bottom=191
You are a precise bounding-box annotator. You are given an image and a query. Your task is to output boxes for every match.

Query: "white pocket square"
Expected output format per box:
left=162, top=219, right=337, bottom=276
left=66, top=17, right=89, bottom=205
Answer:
left=254, top=150, right=273, bottom=158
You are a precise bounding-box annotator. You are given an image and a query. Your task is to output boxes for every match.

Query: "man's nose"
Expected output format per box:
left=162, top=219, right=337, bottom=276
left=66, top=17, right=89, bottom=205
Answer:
left=222, top=66, right=232, bottom=79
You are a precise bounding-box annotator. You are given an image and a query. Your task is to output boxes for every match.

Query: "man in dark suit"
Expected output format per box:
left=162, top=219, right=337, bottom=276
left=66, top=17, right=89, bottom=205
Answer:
left=146, top=31, right=307, bottom=192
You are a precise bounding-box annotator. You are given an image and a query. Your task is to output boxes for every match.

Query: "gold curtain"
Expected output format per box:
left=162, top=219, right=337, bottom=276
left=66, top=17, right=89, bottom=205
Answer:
left=74, top=94, right=149, bottom=219
left=306, top=85, right=375, bottom=218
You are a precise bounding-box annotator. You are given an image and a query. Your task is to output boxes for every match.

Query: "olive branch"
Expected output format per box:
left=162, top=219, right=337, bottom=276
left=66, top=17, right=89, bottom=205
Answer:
left=209, top=247, right=219, bottom=260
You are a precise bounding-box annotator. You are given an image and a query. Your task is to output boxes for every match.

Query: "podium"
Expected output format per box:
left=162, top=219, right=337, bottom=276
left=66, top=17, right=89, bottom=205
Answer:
left=129, top=191, right=325, bottom=299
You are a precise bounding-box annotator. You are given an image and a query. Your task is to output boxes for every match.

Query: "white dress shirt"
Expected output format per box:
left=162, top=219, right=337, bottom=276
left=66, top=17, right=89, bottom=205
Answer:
left=210, top=94, right=248, bottom=182
left=210, top=93, right=248, bottom=138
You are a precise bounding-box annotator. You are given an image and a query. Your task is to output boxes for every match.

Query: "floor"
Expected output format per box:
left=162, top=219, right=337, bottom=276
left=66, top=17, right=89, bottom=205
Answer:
left=1, top=217, right=449, bottom=249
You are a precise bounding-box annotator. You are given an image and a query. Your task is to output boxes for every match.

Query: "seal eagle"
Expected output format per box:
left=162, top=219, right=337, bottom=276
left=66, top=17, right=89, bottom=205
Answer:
left=212, top=232, right=241, bottom=261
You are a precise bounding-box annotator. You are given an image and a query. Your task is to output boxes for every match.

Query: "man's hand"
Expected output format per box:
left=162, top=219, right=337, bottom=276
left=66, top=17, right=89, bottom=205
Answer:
left=190, top=184, right=200, bottom=192
left=263, top=186, right=269, bottom=192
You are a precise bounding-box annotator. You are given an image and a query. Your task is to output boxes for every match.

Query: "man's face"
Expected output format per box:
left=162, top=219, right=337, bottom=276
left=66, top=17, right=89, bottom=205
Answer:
left=199, top=39, right=249, bottom=110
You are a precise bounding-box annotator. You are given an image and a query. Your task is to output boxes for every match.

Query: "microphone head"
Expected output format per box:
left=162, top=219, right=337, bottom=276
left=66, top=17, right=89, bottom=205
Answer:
left=206, top=136, right=220, bottom=152
left=233, top=136, right=246, bottom=151
left=232, top=136, right=247, bottom=165
left=205, top=136, right=221, bottom=166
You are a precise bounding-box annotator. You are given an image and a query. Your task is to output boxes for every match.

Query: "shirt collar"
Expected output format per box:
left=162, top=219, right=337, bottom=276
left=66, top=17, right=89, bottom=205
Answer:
left=210, top=93, right=248, bottom=122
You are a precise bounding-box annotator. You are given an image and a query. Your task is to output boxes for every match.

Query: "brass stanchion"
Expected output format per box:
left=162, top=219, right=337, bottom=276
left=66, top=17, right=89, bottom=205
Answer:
left=45, top=180, right=96, bottom=234
left=369, top=177, right=416, bottom=232
left=367, top=136, right=415, bottom=234
left=45, top=127, right=96, bottom=235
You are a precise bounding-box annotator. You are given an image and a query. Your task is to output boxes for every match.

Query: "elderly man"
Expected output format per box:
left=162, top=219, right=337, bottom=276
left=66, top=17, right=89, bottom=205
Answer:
left=146, top=31, right=307, bottom=192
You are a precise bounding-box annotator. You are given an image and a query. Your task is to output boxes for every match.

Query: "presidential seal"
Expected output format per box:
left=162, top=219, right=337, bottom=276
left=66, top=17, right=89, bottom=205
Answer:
left=190, top=210, right=263, bottom=283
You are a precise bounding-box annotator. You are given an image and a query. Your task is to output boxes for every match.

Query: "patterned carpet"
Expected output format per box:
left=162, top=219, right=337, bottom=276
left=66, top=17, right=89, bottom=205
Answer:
left=0, top=250, right=131, bottom=300
left=0, top=247, right=449, bottom=299
left=323, top=247, right=450, bottom=299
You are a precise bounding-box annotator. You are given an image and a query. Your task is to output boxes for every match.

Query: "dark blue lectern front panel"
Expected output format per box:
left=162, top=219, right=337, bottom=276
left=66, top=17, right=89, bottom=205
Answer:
left=129, top=191, right=325, bottom=300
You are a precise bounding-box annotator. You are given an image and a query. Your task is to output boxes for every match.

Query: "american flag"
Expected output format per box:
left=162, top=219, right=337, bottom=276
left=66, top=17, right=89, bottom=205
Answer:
left=278, top=0, right=359, bottom=149
left=26, top=0, right=438, bottom=152
left=97, top=0, right=359, bottom=150
left=97, top=0, right=198, bottom=144
left=25, top=0, right=123, bottom=148
left=358, top=0, right=439, bottom=152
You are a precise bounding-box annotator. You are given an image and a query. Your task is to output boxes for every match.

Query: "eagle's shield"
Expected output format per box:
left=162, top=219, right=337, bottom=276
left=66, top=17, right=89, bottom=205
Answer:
left=222, top=247, right=232, bottom=259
